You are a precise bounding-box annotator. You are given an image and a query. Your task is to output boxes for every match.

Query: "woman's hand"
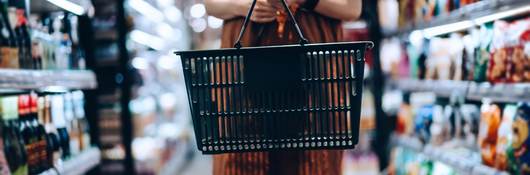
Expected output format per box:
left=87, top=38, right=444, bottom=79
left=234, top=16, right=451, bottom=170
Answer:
left=247, top=0, right=277, bottom=23
left=266, top=0, right=305, bottom=11
left=205, top=0, right=277, bottom=22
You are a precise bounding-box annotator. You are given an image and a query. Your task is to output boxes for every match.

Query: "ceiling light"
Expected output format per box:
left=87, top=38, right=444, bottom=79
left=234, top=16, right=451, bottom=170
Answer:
left=191, top=18, right=207, bottom=33
left=156, top=23, right=174, bottom=38
left=132, top=57, right=149, bottom=70
left=164, top=6, right=182, bottom=23
left=207, top=16, right=223, bottom=29
left=190, top=3, right=206, bottom=18
left=157, top=55, right=177, bottom=70
left=128, top=0, right=164, bottom=22
left=475, top=5, right=530, bottom=24
left=47, top=0, right=85, bottom=15
left=423, top=20, right=473, bottom=38
left=130, top=30, right=165, bottom=50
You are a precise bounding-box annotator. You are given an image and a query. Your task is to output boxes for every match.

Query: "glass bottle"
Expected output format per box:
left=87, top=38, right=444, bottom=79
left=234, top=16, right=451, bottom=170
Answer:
left=0, top=0, right=17, bottom=68
left=43, top=95, right=60, bottom=168
left=18, top=95, right=36, bottom=174
left=51, top=95, right=70, bottom=159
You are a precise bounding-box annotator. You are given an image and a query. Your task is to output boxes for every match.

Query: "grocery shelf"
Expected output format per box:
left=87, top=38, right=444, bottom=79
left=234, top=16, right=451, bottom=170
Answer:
left=0, top=69, right=97, bottom=90
left=389, top=78, right=530, bottom=103
left=40, top=147, right=101, bottom=175
left=383, top=0, right=530, bottom=37
left=393, top=135, right=509, bottom=175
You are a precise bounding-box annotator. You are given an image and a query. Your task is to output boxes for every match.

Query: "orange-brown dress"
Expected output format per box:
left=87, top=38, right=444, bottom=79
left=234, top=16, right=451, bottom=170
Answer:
left=212, top=8, right=345, bottom=175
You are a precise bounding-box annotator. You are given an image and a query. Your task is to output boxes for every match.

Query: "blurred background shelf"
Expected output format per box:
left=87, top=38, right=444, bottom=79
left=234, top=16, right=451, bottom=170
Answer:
left=392, top=135, right=509, bottom=175
left=40, top=147, right=101, bottom=175
left=0, top=69, right=97, bottom=90
left=389, top=78, right=530, bottom=103
left=383, top=0, right=530, bottom=37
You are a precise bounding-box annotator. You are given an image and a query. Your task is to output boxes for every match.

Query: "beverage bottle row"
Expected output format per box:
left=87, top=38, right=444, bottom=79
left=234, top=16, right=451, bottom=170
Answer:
left=0, top=91, right=91, bottom=175
left=0, top=0, right=86, bottom=70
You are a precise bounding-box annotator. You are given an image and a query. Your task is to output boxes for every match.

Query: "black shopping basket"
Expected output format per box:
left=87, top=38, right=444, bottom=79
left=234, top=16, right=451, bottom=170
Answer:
left=175, top=0, right=373, bottom=154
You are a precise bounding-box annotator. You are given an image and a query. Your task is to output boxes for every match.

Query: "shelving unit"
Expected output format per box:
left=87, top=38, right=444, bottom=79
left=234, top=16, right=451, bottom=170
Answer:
left=383, top=0, right=530, bottom=37
left=40, top=147, right=101, bottom=175
left=393, top=135, right=509, bottom=175
left=0, top=69, right=97, bottom=90
left=389, top=78, right=530, bottom=103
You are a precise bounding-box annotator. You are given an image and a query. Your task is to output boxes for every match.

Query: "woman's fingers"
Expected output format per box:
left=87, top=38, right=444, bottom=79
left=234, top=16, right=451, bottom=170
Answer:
left=250, top=14, right=276, bottom=23
left=250, top=13, right=276, bottom=23
left=250, top=0, right=277, bottom=23
left=255, top=0, right=276, bottom=13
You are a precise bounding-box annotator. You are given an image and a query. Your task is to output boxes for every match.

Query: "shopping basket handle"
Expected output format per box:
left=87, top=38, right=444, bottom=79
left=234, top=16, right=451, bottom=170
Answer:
left=234, top=0, right=309, bottom=49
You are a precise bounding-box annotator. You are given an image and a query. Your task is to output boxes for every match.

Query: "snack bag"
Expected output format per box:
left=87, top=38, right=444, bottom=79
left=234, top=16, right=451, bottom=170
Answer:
left=474, top=23, right=494, bottom=82
left=488, top=20, right=510, bottom=83
left=430, top=105, right=448, bottom=145
left=478, top=102, right=501, bottom=166
left=397, top=103, right=414, bottom=135
left=513, top=103, right=530, bottom=174
left=507, top=19, right=530, bottom=82
left=495, top=105, right=517, bottom=170
left=415, top=105, right=434, bottom=144
left=461, top=104, right=480, bottom=149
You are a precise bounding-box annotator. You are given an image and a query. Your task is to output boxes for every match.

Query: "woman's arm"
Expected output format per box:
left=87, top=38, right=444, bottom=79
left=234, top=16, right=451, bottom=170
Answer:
left=205, top=0, right=278, bottom=23
left=204, top=0, right=245, bottom=19
left=313, top=0, right=362, bottom=21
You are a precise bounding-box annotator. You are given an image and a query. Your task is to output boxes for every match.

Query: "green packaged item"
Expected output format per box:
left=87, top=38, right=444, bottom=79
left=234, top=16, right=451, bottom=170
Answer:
left=474, top=23, right=494, bottom=82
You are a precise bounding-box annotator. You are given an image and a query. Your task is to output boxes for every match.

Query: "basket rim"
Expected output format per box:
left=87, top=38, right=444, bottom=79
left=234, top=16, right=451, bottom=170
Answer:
left=173, top=41, right=374, bottom=55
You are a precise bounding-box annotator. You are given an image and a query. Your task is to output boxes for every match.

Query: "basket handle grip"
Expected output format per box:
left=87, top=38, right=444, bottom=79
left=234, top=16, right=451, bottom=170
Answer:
left=234, top=0, right=309, bottom=49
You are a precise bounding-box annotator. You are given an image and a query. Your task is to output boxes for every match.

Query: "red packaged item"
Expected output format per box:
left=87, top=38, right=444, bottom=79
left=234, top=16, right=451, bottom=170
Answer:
left=488, top=21, right=509, bottom=83
left=490, top=18, right=530, bottom=83
left=508, top=19, right=530, bottom=82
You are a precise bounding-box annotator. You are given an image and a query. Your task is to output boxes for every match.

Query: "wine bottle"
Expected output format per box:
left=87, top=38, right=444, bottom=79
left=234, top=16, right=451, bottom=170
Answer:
left=18, top=95, right=36, bottom=174
left=6, top=0, right=23, bottom=69
left=3, top=96, right=27, bottom=175
left=30, top=94, right=47, bottom=172
left=36, top=95, right=49, bottom=171
left=0, top=0, right=17, bottom=68
left=43, top=95, right=59, bottom=168
left=14, top=0, right=31, bottom=69
left=0, top=0, right=9, bottom=68
left=0, top=97, right=13, bottom=175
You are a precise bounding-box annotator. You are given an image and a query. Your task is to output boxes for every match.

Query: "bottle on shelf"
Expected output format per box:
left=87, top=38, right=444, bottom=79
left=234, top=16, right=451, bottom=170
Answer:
left=14, top=0, right=31, bottom=69
left=0, top=116, right=11, bottom=175
left=0, top=0, right=18, bottom=68
left=0, top=96, right=14, bottom=175
left=30, top=93, right=48, bottom=172
left=2, top=96, right=27, bottom=175
left=72, top=91, right=89, bottom=151
left=51, top=95, right=70, bottom=159
left=43, top=95, right=60, bottom=168
left=64, top=92, right=80, bottom=155
left=18, top=95, right=37, bottom=174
